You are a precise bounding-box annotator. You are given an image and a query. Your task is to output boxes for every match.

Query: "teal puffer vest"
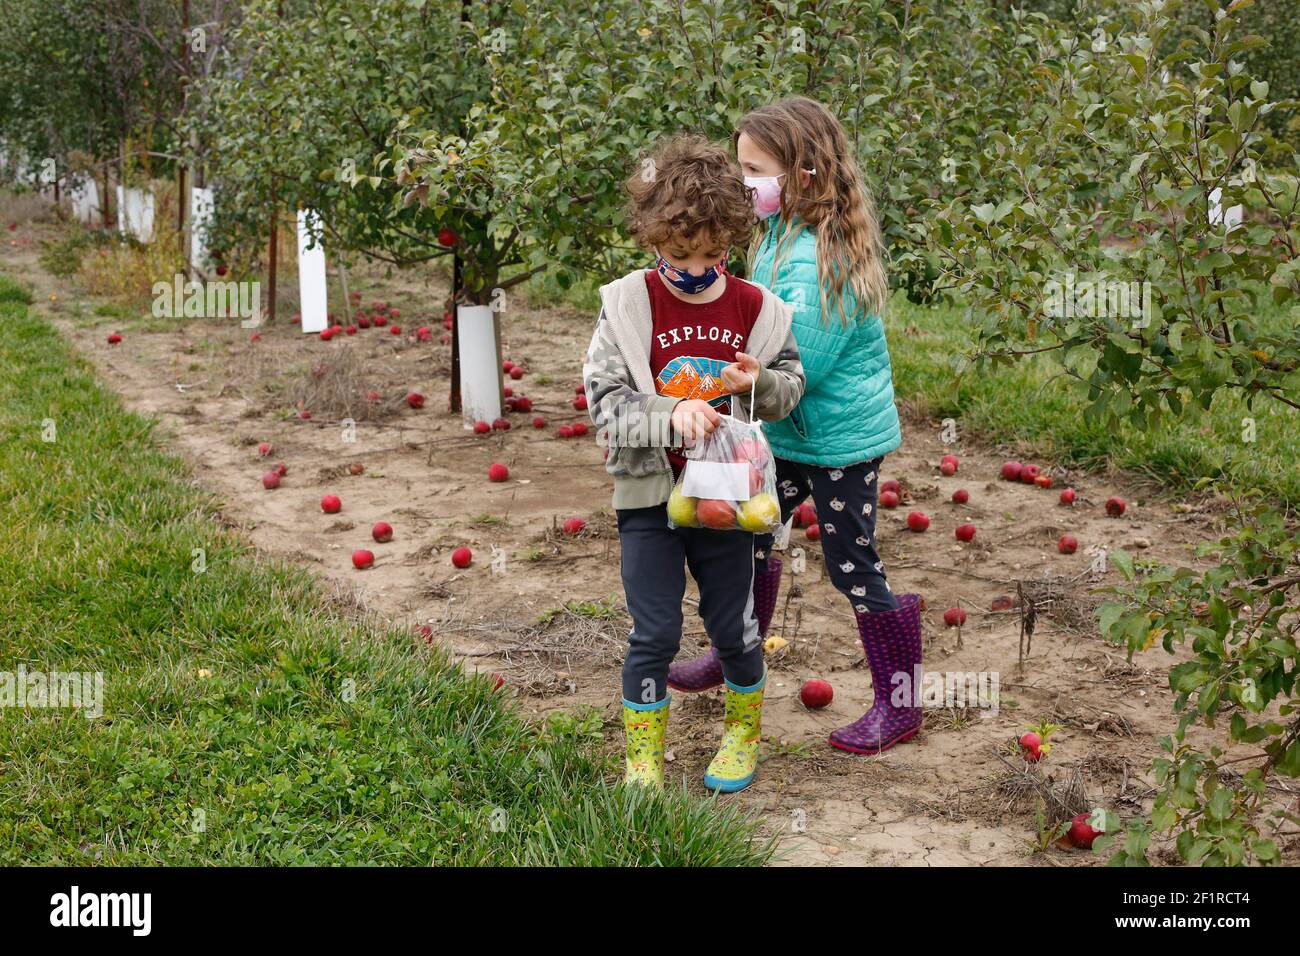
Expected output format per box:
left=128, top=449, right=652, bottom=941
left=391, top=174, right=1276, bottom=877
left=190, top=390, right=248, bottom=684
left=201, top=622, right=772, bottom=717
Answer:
left=749, top=217, right=902, bottom=467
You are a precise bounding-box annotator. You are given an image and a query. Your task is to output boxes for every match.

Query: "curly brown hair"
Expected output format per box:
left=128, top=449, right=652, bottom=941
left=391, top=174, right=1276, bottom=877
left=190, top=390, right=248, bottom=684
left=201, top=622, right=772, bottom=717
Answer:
left=624, top=135, right=755, bottom=253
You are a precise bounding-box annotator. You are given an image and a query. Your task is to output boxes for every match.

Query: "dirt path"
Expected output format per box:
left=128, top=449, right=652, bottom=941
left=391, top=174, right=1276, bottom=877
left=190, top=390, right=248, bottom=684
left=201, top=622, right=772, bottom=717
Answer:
left=5, top=219, right=1285, bottom=866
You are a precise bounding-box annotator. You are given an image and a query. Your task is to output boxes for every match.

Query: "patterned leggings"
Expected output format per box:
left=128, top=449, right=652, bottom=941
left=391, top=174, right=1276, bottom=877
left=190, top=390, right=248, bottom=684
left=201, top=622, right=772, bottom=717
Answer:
left=754, top=455, right=899, bottom=614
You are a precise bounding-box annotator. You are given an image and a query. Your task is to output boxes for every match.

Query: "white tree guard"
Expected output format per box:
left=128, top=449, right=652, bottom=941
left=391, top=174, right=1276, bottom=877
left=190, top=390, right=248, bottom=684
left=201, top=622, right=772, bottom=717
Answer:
left=68, top=176, right=101, bottom=224
left=115, top=186, right=155, bottom=242
left=458, top=304, right=502, bottom=428
left=296, top=209, right=329, bottom=334
left=190, top=187, right=215, bottom=268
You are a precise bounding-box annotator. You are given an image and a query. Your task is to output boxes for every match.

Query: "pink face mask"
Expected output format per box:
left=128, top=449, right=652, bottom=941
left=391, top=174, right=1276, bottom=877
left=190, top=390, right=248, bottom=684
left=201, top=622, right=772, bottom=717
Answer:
left=744, top=174, right=785, bottom=219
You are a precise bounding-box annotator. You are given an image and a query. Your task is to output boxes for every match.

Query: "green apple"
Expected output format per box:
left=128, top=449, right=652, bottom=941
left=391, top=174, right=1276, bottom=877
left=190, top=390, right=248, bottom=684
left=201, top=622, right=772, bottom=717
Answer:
left=667, top=486, right=699, bottom=527
left=736, top=492, right=780, bottom=532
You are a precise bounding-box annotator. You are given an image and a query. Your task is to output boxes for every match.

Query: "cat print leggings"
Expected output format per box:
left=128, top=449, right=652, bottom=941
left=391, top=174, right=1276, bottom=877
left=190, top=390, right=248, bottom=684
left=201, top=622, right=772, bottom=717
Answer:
left=753, top=455, right=899, bottom=614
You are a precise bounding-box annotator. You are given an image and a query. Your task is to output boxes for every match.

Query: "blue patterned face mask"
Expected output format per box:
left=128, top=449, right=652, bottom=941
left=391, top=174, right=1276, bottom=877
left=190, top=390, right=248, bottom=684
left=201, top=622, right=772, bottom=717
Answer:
left=655, top=251, right=727, bottom=295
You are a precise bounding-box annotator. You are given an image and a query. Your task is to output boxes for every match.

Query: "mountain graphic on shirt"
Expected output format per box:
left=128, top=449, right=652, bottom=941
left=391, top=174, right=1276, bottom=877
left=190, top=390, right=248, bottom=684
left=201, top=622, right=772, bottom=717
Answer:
left=657, top=356, right=730, bottom=406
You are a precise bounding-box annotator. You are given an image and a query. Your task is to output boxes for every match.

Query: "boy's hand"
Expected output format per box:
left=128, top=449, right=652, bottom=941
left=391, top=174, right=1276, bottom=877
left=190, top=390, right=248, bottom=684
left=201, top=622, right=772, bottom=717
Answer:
left=671, top=399, right=721, bottom=446
left=720, top=351, right=761, bottom=394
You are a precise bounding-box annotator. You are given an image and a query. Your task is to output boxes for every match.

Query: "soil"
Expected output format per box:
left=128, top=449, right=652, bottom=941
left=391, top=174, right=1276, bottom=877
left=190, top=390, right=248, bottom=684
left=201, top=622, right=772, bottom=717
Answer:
left=5, top=218, right=1297, bottom=867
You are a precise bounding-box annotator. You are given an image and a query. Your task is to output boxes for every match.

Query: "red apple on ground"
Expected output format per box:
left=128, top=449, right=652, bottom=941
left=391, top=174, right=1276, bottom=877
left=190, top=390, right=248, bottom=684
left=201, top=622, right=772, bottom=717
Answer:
left=532, top=416, right=546, bottom=428
left=571, top=422, right=589, bottom=436
left=955, top=523, right=976, bottom=542
left=473, top=420, right=491, bottom=434
left=1106, top=495, right=1126, bottom=517
left=352, top=549, right=374, bottom=570
left=805, top=523, right=821, bottom=541
left=275, top=463, right=288, bottom=476
left=366, top=390, right=381, bottom=402
left=298, top=410, right=312, bottom=420
left=374, top=315, right=387, bottom=327
left=358, top=318, right=371, bottom=329
left=940, top=460, right=957, bottom=477
left=509, top=366, right=524, bottom=380
left=798, top=503, right=817, bottom=526
left=575, top=383, right=586, bottom=395
left=943, top=607, right=967, bottom=627
left=513, top=396, right=533, bottom=412
left=697, top=499, right=737, bottom=529
left=1034, top=473, right=1053, bottom=489
left=488, top=463, right=509, bottom=482
left=562, top=517, right=586, bottom=535
left=907, top=511, right=930, bottom=532
left=1068, top=814, right=1102, bottom=849
left=320, top=494, right=342, bottom=514
left=257, top=442, right=272, bottom=457
left=107, top=332, right=123, bottom=345
left=406, top=391, right=425, bottom=409
left=1019, top=463, right=1041, bottom=484
left=261, top=471, right=281, bottom=490
left=1058, top=534, right=1078, bottom=554
left=492, top=417, right=511, bottom=431
left=799, top=680, right=834, bottom=709
left=573, top=394, right=588, bottom=411
left=1019, top=732, right=1042, bottom=762
left=1001, top=461, right=1023, bottom=481
left=372, top=521, right=393, bottom=543
left=880, top=479, right=901, bottom=495
left=348, top=463, right=364, bottom=475
left=951, top=488, right=969, bottom=504
left=1060, top=487, right=1076, bottom=505
left=451, top=546, right=472, bottom=569
left=879, top=489, right=900, bottom=509
left=558, top=425, right=574, bottom=438
left=345, top=325, right=357, bottom=335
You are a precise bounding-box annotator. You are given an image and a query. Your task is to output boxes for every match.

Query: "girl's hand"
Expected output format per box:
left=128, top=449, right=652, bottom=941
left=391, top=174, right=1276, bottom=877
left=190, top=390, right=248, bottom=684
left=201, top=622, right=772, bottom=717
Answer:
left=671, top=399, right=721, bottom=445
left=720, top=351, right=761, bottom=394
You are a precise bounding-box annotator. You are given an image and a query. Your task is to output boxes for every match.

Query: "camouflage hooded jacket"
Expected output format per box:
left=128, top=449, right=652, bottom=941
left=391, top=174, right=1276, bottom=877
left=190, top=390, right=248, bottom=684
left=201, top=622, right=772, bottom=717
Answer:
left=582, top=269, right=806, bottom=511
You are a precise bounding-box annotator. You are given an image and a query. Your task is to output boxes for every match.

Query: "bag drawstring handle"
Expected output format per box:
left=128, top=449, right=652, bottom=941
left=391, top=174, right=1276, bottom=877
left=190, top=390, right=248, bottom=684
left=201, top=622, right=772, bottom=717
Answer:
left=746, top=371, right=758, bottom=423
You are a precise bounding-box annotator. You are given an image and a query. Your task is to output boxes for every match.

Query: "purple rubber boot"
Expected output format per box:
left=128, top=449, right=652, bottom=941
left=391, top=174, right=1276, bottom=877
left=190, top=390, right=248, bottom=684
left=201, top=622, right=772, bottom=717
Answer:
left=829, top=593, right=924, bottom=755
left=667, top=558, right=783, bottom=693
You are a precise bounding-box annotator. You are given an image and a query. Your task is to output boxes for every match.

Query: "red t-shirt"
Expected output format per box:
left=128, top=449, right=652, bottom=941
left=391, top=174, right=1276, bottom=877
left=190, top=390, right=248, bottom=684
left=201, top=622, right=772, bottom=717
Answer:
left=645, top=270, right=763, bottom=478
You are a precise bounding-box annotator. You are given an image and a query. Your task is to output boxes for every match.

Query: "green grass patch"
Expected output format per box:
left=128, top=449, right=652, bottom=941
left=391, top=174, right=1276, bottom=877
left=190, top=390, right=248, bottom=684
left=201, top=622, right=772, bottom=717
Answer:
left=887, top=295, right=1300, bottom=508
left=0, top=285, right=772, bottom=865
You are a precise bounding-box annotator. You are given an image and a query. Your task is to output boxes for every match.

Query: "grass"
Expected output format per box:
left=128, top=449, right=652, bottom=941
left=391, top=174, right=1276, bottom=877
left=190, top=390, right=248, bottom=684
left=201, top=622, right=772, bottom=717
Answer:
left=0, top=283, right=773, bottom=866
left=886, top=295, right=1300, bottom=509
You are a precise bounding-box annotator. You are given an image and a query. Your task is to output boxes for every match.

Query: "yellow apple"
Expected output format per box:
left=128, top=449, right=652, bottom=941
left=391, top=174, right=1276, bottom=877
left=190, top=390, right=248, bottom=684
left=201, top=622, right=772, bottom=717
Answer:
left=736, top=492, right=780, bottom=532
left=667, top=487, right=699, bottom=527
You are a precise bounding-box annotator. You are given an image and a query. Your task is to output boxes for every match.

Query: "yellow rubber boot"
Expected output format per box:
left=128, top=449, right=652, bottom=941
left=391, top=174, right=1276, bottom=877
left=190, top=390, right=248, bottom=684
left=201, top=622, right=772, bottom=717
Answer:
left=704, top=668, right=766, bottom=793
left=622, top=696, right=670, bottom=788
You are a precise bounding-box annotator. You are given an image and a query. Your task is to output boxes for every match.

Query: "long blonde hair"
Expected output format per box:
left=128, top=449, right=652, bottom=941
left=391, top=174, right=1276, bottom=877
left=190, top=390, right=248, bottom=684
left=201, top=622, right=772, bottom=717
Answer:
left=735, top=96, right=888, bottom=325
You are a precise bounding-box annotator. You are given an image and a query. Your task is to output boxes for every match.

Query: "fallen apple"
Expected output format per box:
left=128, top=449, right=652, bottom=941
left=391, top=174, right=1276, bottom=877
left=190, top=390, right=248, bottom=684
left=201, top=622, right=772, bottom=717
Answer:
left=352, top=549, right=375, bottom=570
left=473, top=420, right=491, bottom=434
left=573, top=394, right=588, bottom=411
left=1019, top=731, right=1042, bottom=762
left=390, top=325, right=402, bottom=336
left=366, top=389, right=381, bottom=402
left=1106, top=495, right=1126, bottom=517
left=562, top=517, right=586, bottom=535
left=488, top=463, right=509, bottom=482
left=799, top=679, right=834, bottom=709
left=492, top=418, right=511, bottom=431
left=514, top=396, right=533, bottom=412
left=805, top=523, right=821, bottom=541
left=509, top=366, right=524, bottom=380
left=345, top=325, right=357, bottom=335
left=1068, top=813, right=1101, bottom=849
left=321, top=494, right=342, bottom=514
left=1034, top=473, right=1053, bottom=489
left=1059, top=487, right=1076, bottom=505
left=348, top=463, right=364, bottom=476
left=257, top=442, right=272, bottom=457
left=532, top=416, right=546, bottom=428
left=940, top=460, right=957, bottom=477
left=880, top=479, right=901, bottom=496
left=1019, top=463, right=1041, bottom=484
left=571, top=422, right=589, bottom=436
left=107, top=332, right=123, bottom=345
left=1001, top=461, right=1023, bottom=481
left=451, top=546, right=473, bottom=569
left=372, top=521, right=393, bottom=543
left=1058, top=534, right=1078, bottom=554
left=275, top=463, right=288, bottom=476
left=406, top=391, right=425, bottom=409
left=879, top=489, right=900, bottom=509
left=907, top=511, right=930, bottom=532
left=955, top=523, right=976, bottom=542
left=558, top=425, right=574, bottom=438
left=951, top=488, right=969, bottom=504
left=943, top=607, right=967, bottom=627
left=261, top=471, right=281, bottom=490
